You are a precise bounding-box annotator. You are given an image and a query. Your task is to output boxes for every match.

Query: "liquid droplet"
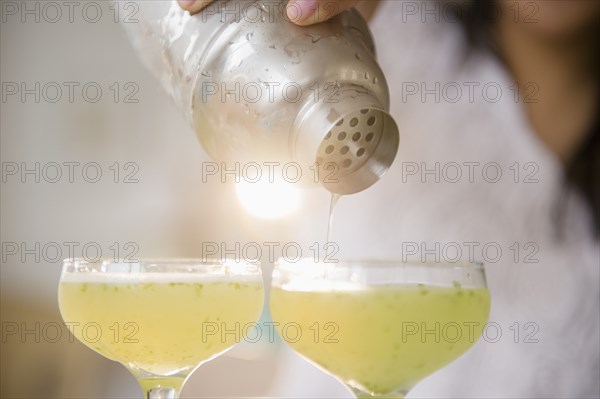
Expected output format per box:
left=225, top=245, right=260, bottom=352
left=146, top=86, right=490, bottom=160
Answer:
left=308, top=34, right=322, bottom=43
left=364, top=72, right=370, bottom=80
left=201, top=71, right=211, bottom=77
left=284, top=43, right=304, bottom=64
left=246, top=32, right=254, bottom=41
left=373, top=76, right=379, bottom=84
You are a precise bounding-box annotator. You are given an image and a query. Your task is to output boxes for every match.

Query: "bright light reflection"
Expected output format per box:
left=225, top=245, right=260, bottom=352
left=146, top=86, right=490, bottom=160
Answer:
left=235, top=178, right=301, bottom=219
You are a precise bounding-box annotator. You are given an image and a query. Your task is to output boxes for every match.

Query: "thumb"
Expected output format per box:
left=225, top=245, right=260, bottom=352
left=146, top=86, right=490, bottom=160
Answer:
left=177, top=0, right=213, bottom=15
left=286, top=0, right=361, bottom=26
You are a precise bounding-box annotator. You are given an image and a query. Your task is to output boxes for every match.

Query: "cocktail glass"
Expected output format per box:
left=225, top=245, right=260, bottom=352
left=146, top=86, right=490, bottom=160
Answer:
left=270, top=259, right=490, bottom=398
left=58, top=258, right=264, bottom=398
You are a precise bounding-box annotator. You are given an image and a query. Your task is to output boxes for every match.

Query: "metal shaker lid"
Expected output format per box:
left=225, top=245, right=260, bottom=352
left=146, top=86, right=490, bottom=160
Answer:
left=293, top=86, right=399, bottom=195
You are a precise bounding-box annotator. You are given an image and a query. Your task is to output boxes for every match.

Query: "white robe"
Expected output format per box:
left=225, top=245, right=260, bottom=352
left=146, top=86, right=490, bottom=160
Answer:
left=266, top=1, right=600, bottom=397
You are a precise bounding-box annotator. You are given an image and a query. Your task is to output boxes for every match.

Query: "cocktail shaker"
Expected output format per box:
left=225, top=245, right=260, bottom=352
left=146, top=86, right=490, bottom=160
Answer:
left=122, top=0, right=399, bottom=194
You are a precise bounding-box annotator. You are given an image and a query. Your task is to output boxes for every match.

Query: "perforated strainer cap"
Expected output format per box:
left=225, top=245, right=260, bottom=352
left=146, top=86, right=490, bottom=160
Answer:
left=293, top=88, right=399, bottom=194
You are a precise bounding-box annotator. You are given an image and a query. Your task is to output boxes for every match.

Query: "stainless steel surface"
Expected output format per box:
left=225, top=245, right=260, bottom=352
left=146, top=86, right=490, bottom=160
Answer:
left=122, top=0, right=399, bottom=194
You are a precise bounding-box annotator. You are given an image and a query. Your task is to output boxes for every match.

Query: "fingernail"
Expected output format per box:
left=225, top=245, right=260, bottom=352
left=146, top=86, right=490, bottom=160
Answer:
left=177, top=0, right=196, bottom=9
left=287, top=0, right=318, bottom=23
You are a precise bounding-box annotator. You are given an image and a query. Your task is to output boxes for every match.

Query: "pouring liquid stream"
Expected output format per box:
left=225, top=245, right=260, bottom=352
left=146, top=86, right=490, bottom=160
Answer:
left=326, top=193, right=342, bottom=244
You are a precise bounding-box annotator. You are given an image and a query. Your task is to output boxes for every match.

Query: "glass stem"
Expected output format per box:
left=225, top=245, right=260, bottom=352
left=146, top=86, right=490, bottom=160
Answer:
left=146, top=387, right=179, bottom=399
left=138, top=377, right=185, bottom=399
left=353, top=394, right=405, bottom=399
left=350, top=387, right=405, bottom=399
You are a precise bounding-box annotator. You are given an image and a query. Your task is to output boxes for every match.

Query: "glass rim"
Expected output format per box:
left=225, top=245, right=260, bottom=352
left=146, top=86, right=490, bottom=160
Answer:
left=275, top=257, right=484, bottom=270
left=61, top=258, right=261, bottom=272
left=273, top=258, right=487, bottom=289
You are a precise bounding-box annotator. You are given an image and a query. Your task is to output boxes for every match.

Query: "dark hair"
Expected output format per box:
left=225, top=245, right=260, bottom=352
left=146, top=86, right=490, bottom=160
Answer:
left=452, top=1, right=600, bottom=235
left=566, top=119, right=600, bottom=233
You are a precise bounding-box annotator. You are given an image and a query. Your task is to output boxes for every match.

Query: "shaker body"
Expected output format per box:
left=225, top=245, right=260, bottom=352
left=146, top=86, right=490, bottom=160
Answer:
left=122, top=0, right=399, bottom=194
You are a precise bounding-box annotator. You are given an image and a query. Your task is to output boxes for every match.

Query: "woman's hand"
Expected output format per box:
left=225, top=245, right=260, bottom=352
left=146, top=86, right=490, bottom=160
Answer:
left=177, top=0, right=362, bottom=25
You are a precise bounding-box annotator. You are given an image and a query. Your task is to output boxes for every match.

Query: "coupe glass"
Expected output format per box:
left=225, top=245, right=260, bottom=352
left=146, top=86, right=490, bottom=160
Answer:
left=270, top=259, right=490, bottom=398
left=58, top=258, right=264, bottom=398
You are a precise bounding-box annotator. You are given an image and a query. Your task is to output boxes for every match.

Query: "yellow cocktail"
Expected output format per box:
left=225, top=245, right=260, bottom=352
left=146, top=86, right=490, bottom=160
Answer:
left=58, top=259, right=263, bottom=398
left=270, top=259, right=490, bottom=398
